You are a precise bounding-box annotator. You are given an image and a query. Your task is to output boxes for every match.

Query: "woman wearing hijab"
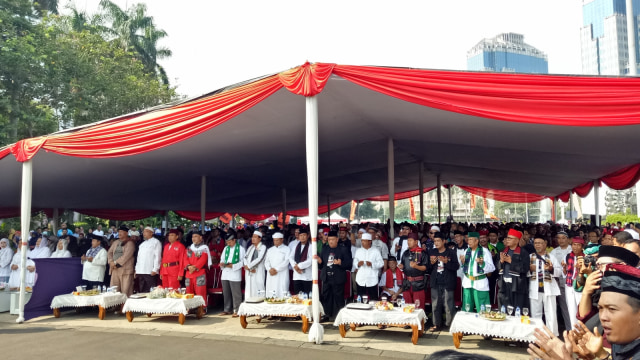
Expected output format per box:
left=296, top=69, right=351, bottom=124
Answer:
left=0, top=238, right=15, bottom=284
left=81, top=235, right=108, bottom=288
left=30, top=236, right=51, bottom=259
left=8, top=246, right=36, bottom=290
left=51, top=238, right=72, bottom=258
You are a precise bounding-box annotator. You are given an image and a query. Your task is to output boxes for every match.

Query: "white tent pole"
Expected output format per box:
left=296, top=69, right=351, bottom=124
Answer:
left=594, top=180, right=600, bottom=226
left=387, top=138, right=395, bottom=238
left=436, top=175, right=442, bottom=224
left=305, top=95, right=323, bottom=344
left=282, top=188, right=287, bottom=229
left=569, top=193, right=574, bottom=224
left=201, top=176, right=206, bottom=231
left=419, top=162, right=424, bottom=229
left=17, top=159, right=33, bottom=324
left=448, top=185, right=453, bottom=221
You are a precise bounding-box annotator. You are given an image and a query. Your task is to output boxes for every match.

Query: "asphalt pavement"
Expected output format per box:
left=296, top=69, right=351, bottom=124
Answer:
left=0, top=306, right=531, bottom=360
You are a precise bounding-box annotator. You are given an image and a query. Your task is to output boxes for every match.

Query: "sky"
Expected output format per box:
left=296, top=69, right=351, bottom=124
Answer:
left=68, top=0, right=585, bottom=98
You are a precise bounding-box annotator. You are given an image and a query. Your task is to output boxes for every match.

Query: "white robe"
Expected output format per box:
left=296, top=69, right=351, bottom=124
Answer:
left=9, top=251, right=36, bottom=289
left=353, top=247, right=384, bottom=287
left=461, top=247, right=495, bottom=291
left=0, top=239, right=14, bottom=279
left=288, top=241, right=313, bottom=281
left=244, top=243, right=267, bottom=298
left=264, top=244, right=290, bottom=298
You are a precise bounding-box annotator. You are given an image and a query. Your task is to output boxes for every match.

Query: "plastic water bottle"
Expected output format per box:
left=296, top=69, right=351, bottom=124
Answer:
left=515, top=307, right=521, bottom=317
left=357, top=295, right=362, bottom=303
left=501, top=305, right=506, bottom=314
left=480, top=304, right=485, bottom=313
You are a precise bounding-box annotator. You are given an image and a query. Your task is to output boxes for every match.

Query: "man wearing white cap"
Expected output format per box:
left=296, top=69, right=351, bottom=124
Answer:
left=134, top=227, right=162, bottom=293
left=265, top=232, right=290, bottom=298
left=244, top=230, right=267, bottom=298
left=353, top=233, right=384, bottom=300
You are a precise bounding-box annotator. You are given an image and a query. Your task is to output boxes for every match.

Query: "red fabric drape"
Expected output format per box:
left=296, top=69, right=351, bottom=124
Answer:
left=572, top=181, right=595, bottom=198
left=457, top=186, right=547, bottom=203
left=287, top=201, right=350, bottom=217
left=7, top=75, right=284, bottom=161
left=278, top=62, right=335, bottom=96
left=332, top=64, right=640, bottom=126
left=363, top=187, right=436, bottom=202
left=174, top=211, right=225, bottom=221
left=75, top=209, right=160, bottom=220
left=237, top=213, right=273, bottom=222
left=601, top=164, right=640, bottom=190
left=557, top=191, right=571, bottom=203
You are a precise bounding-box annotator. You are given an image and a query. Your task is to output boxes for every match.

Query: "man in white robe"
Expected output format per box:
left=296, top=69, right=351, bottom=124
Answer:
left=265, top=232, right=290, bottom=298
left=353, top=233, right=384, bottom=300
left=244, top=231, right=267, bottom=298
left=528, top=237, right=562, bottom=335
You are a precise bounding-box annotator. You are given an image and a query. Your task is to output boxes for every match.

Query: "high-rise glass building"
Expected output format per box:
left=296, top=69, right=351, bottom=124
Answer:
left=467, top=33, right=548, bottom=73
left=581, top=0, right=640, bottom=75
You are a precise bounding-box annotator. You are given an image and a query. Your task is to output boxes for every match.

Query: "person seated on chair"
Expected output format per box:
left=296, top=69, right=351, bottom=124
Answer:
left=379, top=256, right=403, bottom=301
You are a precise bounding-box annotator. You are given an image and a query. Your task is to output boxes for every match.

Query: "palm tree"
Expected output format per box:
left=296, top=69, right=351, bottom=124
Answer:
left=98, top=0, right=171, bottom=84
left=33, top=0, right=58, bottom=16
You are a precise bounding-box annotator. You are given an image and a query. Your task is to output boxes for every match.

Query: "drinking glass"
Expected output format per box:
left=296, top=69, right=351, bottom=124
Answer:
left=381, top=296, right=388, bottom=304
left=486, top=303, right=492, bottom=312
left=465, top=303, right=471, bottom=312
left=362, top=295, right=369, bottom=304
left=284, top=291, right=290, bottom=298
left=507, top=305, right=514, bottom=317
left=523, top=308, right=529, bottom=317
left=399, top=297, right=405, bottom=307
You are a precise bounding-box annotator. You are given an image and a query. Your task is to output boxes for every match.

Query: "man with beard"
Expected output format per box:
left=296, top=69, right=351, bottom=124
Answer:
left=450, top=230, right=468, bottom=280
left=289, top=228, right=313, bottom=295
left=160, top=229, right=186, bottom=289
left=353, top=233, right=384, bottom=301
left=264, top=232, right=290, bottom=298
left=528, top=237, right=562, bottom=335
left=184, top=230, right=210, bottom=306
left=393, top=224, right=411, bottom=261
left=550, top=230, right=573, bottom=332
left=400, top=234, right=428, bottom=310
left=461, top=232, right=495, bottom=313
left=107, top=225, right=135, bottom=297
left=244, top=231, right=267, bottom=298
left=498, top=229, right=530, bottom=310
left=316, top=231, right=352, bottom=321
left=480, top=230, right=499, bottom=305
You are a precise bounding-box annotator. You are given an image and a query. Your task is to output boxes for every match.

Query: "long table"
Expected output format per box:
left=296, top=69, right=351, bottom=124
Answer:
left=449, top=311, right=545, bottom=348
left=50, top=293, right=128, bottom=319
left=122, top=296, right=206, bottom=325
left=333, top=305, right=427, bottom=345
left=237, top=301, right=323, bottom=333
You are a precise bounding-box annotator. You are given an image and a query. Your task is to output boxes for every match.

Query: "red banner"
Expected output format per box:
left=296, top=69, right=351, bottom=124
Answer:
left=349, top=200, right=357, bottom=221
left=409, top=198, right=416, bottom=221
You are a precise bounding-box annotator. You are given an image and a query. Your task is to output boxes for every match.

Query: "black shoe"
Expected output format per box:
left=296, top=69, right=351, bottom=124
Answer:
left=320, top=315, right=331, bottom=323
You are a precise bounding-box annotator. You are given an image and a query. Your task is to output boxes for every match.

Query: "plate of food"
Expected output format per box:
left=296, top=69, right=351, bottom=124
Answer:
left=481, top=311, right=507, bottom=321
left=402, top=305, right=416, bottom=313
left=265, top=297, right=286, bottom=304
left=374, top=301, right=395, bottom=311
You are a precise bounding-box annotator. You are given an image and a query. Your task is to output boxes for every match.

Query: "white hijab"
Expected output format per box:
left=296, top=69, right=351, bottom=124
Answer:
left=0, top=238, right=14, bottom=266
left=30, top=236, right=51, bottom=259
left=50, top=238, right=71, bottom=258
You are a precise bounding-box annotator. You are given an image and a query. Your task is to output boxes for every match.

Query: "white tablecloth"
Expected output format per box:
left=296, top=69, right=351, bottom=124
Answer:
left=237, top=302, right=323, bottom=318
left=50, top=293, right=128, bottom=309
left=333, top=307, right=428, bottom=330
left=449, top=311, right=544, bottom=342
left=122, top=296, right=205, bottom=315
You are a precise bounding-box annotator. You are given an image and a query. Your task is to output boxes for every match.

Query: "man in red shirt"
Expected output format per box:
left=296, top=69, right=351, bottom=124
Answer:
left=184, top=230, right=210, bottom=305
left=160, top=229, right=186, bottom=289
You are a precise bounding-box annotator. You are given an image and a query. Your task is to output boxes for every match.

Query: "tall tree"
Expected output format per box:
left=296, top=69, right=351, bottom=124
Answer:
left=99, top=0, right=171, bottom=84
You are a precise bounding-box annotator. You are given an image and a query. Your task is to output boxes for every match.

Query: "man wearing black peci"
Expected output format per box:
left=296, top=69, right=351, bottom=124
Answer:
left=315, top=231, right=352, bottom=322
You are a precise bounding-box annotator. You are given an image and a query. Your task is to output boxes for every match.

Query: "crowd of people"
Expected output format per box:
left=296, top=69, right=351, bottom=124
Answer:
left=2, top=219, right=640, bottom=359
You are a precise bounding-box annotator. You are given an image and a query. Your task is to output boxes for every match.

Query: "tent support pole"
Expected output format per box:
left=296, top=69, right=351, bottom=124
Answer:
left=52, top=208, right=58, bottom=234
left=448, top=185, right=453, bottom=221
left=552, top=197, right=556, bottom=223
left=305, top=95, right=323, bottom=344
left=436, top=175, right=442, bottom=224
left=388, top=138, right=395, bottom=238
left=165, top=211, right=170, bottom=235
left=282, top=188, right=287, bottom=229
left=627, top=0, right=638, bottom=76
left=327, top=195, right=330, bottom=224
left=569, top=193, right=574, bottom=224
left=201, top=176, right=206, bottom=231
left=17, top=159, right=33, bottom=324
left=419, top=162, right=424, bottom=229
left=594, top=180, right=600, bottom=226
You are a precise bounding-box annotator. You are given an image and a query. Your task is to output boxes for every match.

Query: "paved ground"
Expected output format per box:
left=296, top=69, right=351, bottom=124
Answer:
left=1, top=306, right=531, bottom=359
